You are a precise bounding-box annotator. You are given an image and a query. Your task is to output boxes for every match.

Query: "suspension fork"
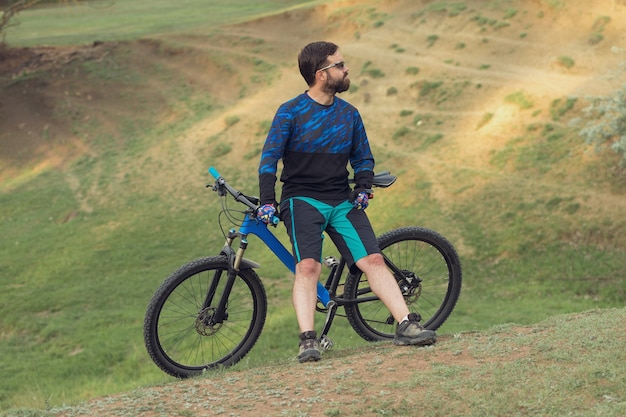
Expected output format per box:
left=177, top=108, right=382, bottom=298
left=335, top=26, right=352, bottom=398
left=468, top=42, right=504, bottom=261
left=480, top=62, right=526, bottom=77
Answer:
left=201, top=228, right=237, bottom=311
left=206, top=228, right=250, bottom=324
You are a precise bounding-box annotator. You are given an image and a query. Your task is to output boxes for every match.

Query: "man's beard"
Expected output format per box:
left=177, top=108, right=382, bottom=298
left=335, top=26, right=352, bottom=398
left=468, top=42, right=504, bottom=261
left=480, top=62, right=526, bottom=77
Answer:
left=324, top=74, right=350, bottom=95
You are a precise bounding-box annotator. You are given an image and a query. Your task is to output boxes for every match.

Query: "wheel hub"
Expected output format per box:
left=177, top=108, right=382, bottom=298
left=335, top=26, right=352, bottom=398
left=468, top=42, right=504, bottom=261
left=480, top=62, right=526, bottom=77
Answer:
left=398, top=270, right=422, bottom=303
left=195, top=307, right=223, bottom=336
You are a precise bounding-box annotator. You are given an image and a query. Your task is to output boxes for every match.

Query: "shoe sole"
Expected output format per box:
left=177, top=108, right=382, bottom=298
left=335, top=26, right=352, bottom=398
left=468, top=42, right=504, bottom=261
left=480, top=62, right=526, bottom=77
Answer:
left=298, top=349, right=321, bottom=363
left=393, top=335, right=437, bottom=346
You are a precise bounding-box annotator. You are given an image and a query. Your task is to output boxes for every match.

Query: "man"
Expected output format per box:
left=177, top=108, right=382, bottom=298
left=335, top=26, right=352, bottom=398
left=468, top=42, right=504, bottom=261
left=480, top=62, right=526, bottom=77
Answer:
left=257, top=41, right=436, bottom=363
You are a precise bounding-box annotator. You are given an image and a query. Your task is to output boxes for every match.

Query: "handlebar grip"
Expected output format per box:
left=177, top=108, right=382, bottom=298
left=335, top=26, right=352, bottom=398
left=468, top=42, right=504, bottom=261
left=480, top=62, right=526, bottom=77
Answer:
left=271, top=216, right=280, bottom=225
left=208, top=167, right=221, bottom=179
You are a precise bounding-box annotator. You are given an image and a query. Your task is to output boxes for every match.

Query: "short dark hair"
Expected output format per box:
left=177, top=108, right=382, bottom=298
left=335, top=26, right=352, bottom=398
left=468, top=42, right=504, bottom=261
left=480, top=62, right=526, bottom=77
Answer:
left=298, top=41, right=339, bottom=87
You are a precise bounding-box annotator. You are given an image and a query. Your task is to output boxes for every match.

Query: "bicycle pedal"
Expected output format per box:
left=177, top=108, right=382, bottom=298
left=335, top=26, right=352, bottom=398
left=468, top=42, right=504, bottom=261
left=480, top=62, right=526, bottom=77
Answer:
left=319, top=335, right=334, bottom=351
left=323, top=256, right=338, bottom=268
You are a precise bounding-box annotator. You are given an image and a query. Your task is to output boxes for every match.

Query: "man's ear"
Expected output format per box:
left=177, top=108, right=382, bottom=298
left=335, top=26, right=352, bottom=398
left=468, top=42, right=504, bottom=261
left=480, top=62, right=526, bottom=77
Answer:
left=315, top=69, right=326, bottom=84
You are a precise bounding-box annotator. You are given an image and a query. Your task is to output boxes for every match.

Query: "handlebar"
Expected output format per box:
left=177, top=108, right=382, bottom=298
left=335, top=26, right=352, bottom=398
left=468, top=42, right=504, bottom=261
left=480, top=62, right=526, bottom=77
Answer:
left=208, top=166, right=397, bottom=224
left=208, top=167, right=279, bottom=224
left=208, top=167, right=258, bottom=210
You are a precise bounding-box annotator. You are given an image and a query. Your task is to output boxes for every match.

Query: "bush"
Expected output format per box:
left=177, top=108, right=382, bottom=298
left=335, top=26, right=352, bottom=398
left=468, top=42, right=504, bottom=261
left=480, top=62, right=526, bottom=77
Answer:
left=550, top=97, right=577, bottom=121
left=417, top=80, right=443, bottom=97
left=224, top=115, right=240, bottom=127
left=505, top=90, right=534, bottom=109
left=588, top=33, right=604, bottom=45
left=557, top=56, right=575, bottom=69
left=427, top=34, right=439, bottom=47
left=361, top=61, right=385, bottom=78
left=577, top=85, right=626, bottom=165
left=405, top=66, right=420, bottom=75
left=392, top=126, right=411, bottom=140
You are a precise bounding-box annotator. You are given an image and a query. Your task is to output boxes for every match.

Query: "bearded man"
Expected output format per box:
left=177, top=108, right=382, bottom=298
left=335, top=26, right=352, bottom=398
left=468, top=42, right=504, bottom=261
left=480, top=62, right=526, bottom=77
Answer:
left=257, top=41, right=436, bottom=362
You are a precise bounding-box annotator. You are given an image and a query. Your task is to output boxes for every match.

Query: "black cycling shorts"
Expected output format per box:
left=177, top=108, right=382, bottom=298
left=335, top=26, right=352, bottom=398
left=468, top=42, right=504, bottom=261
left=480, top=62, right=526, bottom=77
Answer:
left=280, top=197, right=380, bottom=268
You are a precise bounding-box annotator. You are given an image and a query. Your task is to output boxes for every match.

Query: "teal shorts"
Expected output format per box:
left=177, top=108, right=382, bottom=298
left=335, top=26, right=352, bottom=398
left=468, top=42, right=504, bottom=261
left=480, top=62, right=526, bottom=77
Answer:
left=280, top=197, right=380, bottom=268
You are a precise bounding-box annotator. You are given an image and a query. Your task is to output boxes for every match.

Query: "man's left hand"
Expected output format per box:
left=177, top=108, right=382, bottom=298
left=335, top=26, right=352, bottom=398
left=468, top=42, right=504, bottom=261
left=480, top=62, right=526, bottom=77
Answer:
left=352, top=190, right=373, bottom=210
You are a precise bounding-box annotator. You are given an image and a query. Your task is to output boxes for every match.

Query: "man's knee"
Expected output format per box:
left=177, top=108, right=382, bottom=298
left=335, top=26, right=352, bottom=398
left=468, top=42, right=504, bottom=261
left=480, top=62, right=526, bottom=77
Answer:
left=356, top=253, right=385, bottom=271
left=296, top=258, right=322, bottom=276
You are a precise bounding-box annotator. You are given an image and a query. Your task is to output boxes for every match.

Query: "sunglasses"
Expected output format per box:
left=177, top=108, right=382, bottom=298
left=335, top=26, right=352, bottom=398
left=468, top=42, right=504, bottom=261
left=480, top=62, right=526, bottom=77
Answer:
left=317, top=61, right=346, bottom=72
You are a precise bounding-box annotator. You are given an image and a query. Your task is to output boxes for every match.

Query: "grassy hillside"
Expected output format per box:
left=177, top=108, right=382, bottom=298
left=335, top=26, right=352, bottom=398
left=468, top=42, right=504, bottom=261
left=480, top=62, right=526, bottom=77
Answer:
left=1, top=0, right=625, bottom=413
left=14, top=308, right=626, bottom=416
left=3, top=0, right=319, bottom=46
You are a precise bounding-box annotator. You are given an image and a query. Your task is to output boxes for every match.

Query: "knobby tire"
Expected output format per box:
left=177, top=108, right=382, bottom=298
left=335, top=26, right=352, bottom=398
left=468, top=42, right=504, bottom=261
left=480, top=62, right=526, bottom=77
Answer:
left=143, top=256, right=267, bottom=378
left=344, top=227, right=462, bottom=341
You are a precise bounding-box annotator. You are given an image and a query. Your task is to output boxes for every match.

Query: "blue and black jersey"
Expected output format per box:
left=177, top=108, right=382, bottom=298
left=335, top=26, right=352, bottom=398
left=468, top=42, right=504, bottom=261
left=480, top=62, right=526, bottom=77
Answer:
left=259, top=93, right=374, bottom=204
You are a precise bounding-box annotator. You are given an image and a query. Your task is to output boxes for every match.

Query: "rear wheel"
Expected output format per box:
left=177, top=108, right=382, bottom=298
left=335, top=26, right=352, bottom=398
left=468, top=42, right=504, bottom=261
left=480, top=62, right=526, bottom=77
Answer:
left=144, top=256, right=267, bottom=377
left=344, top=227, right=462, bottom=341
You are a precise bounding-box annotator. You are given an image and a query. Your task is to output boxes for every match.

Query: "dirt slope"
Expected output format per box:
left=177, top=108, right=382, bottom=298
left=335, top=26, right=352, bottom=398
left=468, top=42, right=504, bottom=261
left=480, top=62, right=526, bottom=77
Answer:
left=47, top=308, right=626, bottom=416
left=4, top=0, right=625, bottom=199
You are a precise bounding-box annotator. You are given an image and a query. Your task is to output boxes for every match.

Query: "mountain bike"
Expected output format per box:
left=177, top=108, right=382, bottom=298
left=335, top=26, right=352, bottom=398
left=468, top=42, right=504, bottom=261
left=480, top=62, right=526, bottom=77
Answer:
left=144, top=167, right=462, bottom=378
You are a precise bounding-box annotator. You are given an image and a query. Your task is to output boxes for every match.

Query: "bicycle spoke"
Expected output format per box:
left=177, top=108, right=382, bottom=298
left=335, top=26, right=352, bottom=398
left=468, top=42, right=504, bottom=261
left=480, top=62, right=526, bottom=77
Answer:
left=144, top=257, right=267, bottom=377
left=344, top=227, right=462, bottom=340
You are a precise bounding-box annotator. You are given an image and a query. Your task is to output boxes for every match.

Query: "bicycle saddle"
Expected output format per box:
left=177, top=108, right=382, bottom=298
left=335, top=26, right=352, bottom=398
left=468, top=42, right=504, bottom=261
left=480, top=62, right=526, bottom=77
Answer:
left=371, top=171, right=397, bottom=188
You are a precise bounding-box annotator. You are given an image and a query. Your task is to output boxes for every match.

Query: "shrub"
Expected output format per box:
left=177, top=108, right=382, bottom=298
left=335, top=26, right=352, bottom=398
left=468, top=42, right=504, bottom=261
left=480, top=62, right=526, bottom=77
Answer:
left=213, top=143, right=232, bottom=157
left=588, top=33, right=604, bottom=45
left=503, top=9, right=518, bottom=19
left=423, top=133, right=444, bottom=148
left=550, top=97, right=577, bottom=121
left=476, top=112, right=493, bottom=129
left=361, top=61, right=385, bottom=78
left=225, top=115, right=240, bottom=127
left=365, top=68, right=384, bottom=78
left=392, top=126, right=411, bottom=140
left=505, top=90, right=534, bottom=110
left=405, top=66, right=420, bottom=75
left=577, top=85, right=626, bottom=165
left=592, top=15, right=611, bottom=32
left=413, top=2, right=466, bottom=18
left=427, top=34, right=439, bottom=47
left=557, top=56, right=575, bottom=69
left=418, top=81, right=443, bottom=97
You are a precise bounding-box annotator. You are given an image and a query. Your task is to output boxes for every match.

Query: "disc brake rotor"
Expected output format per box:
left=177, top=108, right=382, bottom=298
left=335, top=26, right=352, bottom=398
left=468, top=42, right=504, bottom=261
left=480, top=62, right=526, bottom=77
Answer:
left=195, top=307, right=222, bottom=336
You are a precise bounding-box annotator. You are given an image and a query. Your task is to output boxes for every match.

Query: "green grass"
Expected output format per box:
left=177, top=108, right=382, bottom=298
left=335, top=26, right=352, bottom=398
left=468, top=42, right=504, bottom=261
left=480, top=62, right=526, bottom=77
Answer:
left=4, top=0, right=316, bottom=46
left=7, top=308, right=626, bottom=416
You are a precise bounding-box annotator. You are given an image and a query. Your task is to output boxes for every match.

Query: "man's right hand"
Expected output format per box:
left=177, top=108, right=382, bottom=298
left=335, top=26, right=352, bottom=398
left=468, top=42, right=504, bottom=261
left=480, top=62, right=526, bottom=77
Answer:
left=256, top=204, right=276, bottom=224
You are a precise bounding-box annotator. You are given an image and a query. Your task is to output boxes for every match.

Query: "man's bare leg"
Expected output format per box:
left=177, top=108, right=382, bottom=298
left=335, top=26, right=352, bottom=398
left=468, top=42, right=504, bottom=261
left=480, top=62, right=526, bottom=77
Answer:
left=293, top=258, right=322, bottom=362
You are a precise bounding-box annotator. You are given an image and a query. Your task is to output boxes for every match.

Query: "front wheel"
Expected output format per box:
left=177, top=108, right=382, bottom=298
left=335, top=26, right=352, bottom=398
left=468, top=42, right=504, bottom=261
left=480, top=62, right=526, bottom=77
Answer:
left=344, top=227, right=462, bottom=341
left=143, top=256, right=267, bottom=377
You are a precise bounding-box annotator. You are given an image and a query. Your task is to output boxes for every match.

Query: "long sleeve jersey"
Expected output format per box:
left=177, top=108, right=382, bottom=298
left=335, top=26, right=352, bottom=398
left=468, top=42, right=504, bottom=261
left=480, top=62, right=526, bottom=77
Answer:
left=258, top=93, right=374, bottom=205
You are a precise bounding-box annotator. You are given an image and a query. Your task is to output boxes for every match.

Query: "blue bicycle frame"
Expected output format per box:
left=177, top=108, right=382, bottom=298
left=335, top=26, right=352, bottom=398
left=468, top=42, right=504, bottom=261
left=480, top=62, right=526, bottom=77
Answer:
left=209, top=167, right=331, bottom=307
